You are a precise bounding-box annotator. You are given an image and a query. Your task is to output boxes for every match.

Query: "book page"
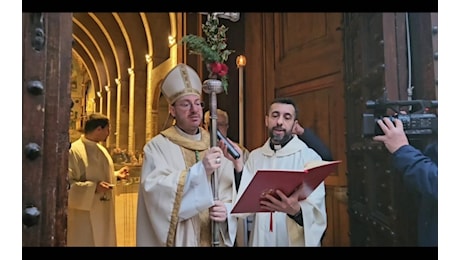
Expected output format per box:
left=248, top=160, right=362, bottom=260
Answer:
left=304, top=160, right=341, bottom=171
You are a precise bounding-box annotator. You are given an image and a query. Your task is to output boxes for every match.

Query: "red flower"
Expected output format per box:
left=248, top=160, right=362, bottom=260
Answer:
left=210, top=62, right=228, bottom=77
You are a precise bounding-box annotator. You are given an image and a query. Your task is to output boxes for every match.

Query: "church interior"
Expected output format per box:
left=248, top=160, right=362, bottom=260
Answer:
left=22, top=12, right=438, bottom=247
left=70, top=12, right=243, bottom=246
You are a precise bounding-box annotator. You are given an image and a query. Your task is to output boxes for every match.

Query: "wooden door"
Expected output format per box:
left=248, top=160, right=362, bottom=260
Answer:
left=343, top=13, right=437, bottom=246
left=245, top=12, right=349, bottom=246
left=22, top=13, right=73, bottom=246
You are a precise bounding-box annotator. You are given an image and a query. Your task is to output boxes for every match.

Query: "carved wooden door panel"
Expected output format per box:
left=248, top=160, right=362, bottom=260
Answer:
left=343, top=13, right=437, bottom=246
left=22, top=13, right=73, bottom=246
left=265, top=13, right=349, bottom=246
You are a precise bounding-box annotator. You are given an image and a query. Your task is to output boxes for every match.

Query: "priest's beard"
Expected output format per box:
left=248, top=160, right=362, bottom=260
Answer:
left=269, top=126, right=293, bottom=146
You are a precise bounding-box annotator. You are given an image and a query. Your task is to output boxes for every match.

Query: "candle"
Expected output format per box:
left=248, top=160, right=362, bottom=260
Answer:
left=236, top=55, right=247, bottom=145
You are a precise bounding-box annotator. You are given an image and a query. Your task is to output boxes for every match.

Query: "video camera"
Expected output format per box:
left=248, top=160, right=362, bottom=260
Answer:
left=362, top=99, right=438, bottom=137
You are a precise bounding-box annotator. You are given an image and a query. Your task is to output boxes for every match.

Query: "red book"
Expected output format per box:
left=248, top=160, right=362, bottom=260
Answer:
left=231, top=160, right=341, bottom=213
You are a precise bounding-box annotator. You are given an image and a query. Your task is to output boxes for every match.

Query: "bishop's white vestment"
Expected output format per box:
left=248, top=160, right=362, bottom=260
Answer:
left=136, top=126, right=238, bottom=246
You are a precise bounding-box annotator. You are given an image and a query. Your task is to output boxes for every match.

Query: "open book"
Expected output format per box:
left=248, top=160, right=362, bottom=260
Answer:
left=231, top=160, right=341, bottom=213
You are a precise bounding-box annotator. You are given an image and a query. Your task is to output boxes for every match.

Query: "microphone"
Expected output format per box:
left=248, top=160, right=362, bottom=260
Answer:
left=216, top=130, right=241, bottom=159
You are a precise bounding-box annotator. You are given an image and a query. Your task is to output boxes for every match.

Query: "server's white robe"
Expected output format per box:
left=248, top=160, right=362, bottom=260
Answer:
left=232, top=135, right=327, bottom=246
left=136, top=126, right=238, bottom=246
left=67, top=136, right=118, bottom=246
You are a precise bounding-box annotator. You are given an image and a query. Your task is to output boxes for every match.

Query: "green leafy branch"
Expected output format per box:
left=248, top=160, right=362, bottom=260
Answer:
left=180, top=14, right=235, bottom=92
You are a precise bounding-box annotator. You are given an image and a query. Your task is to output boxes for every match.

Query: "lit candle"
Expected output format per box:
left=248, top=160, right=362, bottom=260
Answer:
left=236, top=55, right=247, bottom=145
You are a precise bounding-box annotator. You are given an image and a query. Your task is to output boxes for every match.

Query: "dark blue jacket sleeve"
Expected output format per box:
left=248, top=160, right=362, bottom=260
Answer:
left=392, top=144, right=438, bottom=200
left=298, top=128, right=334, bottom=161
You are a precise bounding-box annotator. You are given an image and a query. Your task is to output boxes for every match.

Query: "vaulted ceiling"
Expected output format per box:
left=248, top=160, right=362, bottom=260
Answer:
left=71, top=12, right=174, bottom=99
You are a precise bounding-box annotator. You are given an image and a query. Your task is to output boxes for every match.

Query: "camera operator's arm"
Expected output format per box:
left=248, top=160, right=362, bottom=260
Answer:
left=373, top=118, right=438, bottom=199
left=392, top=145, right=438, bottom=199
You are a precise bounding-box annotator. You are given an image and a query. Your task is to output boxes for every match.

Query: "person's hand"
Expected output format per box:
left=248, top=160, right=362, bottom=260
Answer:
left=218, top=137, right=244, bottom=172
left=292, top=122, right=305, bottom=135
left=96, top=181, right=114, bottom=193
left=209, top=200, right=227, bottom=222
left=202, top=146, right=224, bottom=176
left=373, top=117, right=409, bottom=153
left=259, top=188, right=301, bottom=216
left=291, top=182, right=309, bottom=201
left=116, top=166, right=130, bottom=179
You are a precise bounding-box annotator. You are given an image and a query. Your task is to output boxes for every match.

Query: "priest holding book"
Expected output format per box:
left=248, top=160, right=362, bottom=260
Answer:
left=224, top=97, right=328, bottom=246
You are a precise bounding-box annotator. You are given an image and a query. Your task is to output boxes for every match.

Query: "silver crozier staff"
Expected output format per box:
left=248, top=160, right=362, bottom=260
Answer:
left=183, top=12, right=240, bottom=247
left=203, top=78, right=221, bottom=247
left=201, top=12, right=240, bottom=247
